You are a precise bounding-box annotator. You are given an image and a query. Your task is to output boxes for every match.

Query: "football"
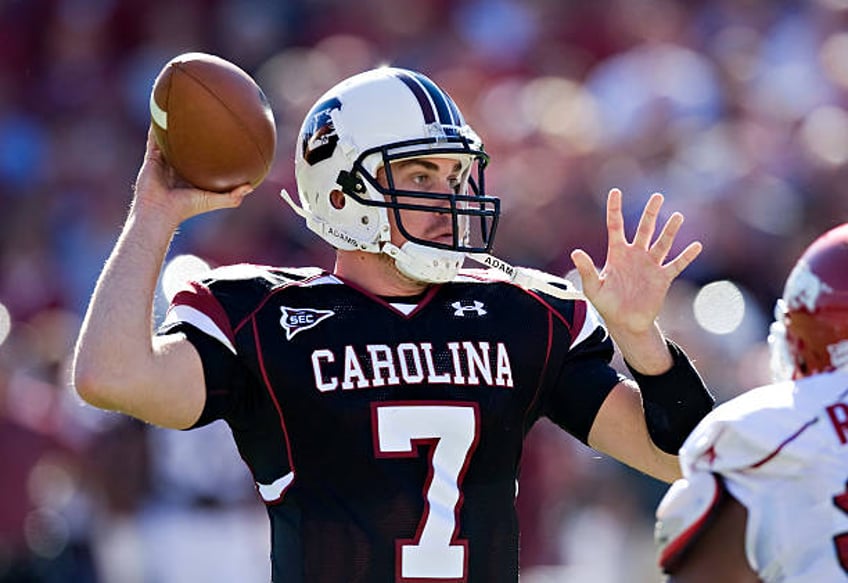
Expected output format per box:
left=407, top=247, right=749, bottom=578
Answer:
left=149, top=52, right=276, bottom=192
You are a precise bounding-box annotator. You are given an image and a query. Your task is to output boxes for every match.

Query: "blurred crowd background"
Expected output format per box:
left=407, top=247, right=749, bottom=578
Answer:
left=2, top=0, right=848, bottom=581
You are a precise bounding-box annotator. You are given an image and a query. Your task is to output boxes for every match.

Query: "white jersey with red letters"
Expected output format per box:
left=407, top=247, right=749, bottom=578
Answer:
left=656, top=369, right=848, bottom=582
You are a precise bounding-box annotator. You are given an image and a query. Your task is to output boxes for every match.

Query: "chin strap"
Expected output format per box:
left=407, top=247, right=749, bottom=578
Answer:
left=281, top=188, right=586, bottom=300
left=383, top=241, right=463, bottom=284
left=279, top=188, right=381, bottom=252
left=466, top=253, right=585, bottom=301
left=279, top=188, right=307, bottom=219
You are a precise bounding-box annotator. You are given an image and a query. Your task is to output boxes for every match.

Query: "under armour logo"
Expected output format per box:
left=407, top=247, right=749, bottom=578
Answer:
left=451, top=300, right=487, bottom=317
left=280, top=306, right=335, bottom=340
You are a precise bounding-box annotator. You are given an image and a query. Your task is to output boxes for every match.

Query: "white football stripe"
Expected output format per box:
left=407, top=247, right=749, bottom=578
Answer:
left=163, top=304, right=236, bottom=354
left=300, top=274, right=343, bottom=287
left=149, top=91, right=168, bottom=129
left=257, top=472, right=294, bottom=502
left=570, top=302, right=605, bottom=350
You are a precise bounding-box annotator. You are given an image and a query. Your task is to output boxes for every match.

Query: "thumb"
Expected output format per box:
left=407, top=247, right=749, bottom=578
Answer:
left=205, top=183, right=254, bottom=211
left=570, top=249, right=600, bottom=296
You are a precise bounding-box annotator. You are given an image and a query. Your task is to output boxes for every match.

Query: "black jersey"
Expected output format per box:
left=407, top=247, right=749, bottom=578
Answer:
left=157, top=264, right=622, bottom=583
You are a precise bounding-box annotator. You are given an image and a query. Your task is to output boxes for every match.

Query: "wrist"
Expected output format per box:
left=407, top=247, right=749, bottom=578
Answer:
left=610, top=322, right=672, bottom=375
left=123, top=206, right=181, bottom=257
left=128, top=198, right=183, bottom=235
left=626, top=339, right=715, bottom=454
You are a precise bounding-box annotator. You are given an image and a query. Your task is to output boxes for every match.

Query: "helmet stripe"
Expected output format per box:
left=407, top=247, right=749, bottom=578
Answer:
left=445, top=94, right=463, bottom=126
left=393, top=71, right=436, bottom=124
left=411, top=73, right=452, bottom=124
left=411, top=71, right=460, bottom=126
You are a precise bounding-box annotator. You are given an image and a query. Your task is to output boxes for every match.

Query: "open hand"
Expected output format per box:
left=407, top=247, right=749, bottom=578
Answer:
left=570, top=188, right=702, bottom=336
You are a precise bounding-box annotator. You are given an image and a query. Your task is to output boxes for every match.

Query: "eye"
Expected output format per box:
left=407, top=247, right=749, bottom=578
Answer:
left=411, top=173, right=430, bottom=187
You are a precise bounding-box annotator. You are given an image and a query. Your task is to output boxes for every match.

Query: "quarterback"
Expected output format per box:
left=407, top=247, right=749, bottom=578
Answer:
left=74, top=66, right=713, bottom=582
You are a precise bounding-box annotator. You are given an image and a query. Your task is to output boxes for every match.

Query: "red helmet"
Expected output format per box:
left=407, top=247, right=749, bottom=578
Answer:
left=771, top=224, right=848, bottom=380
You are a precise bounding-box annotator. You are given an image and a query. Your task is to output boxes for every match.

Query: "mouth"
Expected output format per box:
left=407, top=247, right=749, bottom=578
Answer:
left=429, top=230, right=455, bottom=245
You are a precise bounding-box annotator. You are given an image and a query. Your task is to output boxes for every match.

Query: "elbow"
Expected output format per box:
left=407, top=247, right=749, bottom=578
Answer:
left=73, top=371, right=109, bottom=410
left=72, top=358, right=121, bottom=411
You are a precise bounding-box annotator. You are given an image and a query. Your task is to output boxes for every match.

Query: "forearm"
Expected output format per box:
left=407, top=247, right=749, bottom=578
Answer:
left=73, top=206, right=177, bottom=410
left=625, top=339, right=715, bottom=454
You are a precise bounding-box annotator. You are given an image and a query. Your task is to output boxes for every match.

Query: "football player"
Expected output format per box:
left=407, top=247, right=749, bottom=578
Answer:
left=655, top=223, right=848, bottom=582
left=74, top=66, right=713, bottom=582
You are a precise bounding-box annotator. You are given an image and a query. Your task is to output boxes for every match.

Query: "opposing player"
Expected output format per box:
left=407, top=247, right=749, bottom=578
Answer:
left=73, top=66, right=713, bottom=582
left=655, top=223, right=848, bottom=582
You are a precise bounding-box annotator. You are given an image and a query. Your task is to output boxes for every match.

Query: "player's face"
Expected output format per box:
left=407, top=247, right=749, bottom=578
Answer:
left=376, top=156, right=471, bottom=247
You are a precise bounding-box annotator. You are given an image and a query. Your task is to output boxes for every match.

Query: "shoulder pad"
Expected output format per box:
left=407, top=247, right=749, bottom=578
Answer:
left=201, top=263, right=323, bottom=285
left=517, top=267, right=577, bottom=290
left=679, top=383, right=809, bottom=475
left=512, top=267, right=584, bottom=300
left=655, top=472, right=726, bottom=573
left=162, top=264, right=327, bottom=348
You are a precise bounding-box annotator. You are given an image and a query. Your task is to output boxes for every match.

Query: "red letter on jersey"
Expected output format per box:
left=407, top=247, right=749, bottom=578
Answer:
left=826, top=403, right=848, bottom=445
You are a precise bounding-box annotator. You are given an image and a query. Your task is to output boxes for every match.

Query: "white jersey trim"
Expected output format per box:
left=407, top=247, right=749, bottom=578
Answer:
left=571, top=302, right=605, bottom=350
left=163, top=305, right=237, bottom=354
left=299, top=273, right=344, bottom=287
left=257, top=472, right=294, bottom=503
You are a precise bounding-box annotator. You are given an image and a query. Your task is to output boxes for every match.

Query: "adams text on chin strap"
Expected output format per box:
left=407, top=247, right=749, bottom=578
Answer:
left=279, top=188, right=585, bottom=301
left=466, top=253, right=585, bottom=301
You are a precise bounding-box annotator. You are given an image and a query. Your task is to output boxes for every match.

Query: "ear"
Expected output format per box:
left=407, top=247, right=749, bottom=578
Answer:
left=330, top=189, right=346, bottom=210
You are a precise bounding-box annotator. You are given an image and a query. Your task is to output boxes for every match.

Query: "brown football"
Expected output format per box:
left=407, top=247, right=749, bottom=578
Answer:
left=149, top=52, right=276, bottom=192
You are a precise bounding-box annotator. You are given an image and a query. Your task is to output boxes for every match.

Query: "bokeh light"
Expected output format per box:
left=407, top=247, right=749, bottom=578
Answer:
left=693, top=280, right=746, bottom=335
left=0, top=301, right=10, bottom=347
left=160, top=254, right=210, bottom=303
left=800, top=105, right=848, bottom=166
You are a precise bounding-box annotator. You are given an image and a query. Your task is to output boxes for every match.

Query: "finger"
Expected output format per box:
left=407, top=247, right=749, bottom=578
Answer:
left=570, top=249, right=600, bottom=296
left=606, top=188, right=626, bottom=246
left=650, top=211, right=684, bottom=263
left=231, top=183, right=254, bottom=198
left=217, top=183, right=254, bottom=209
left=663, top=241, right=703, bottom=279
left=632, top=192, right=664, bottom=249
left=145, top=125, right=161, bottom=158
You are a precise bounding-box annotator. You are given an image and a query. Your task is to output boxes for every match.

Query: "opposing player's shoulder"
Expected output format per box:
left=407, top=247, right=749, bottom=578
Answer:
left=680, top=381, right=811, bottom=475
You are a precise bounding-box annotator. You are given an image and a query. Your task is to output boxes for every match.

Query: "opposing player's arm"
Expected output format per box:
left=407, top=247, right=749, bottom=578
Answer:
left=656, top=475, right=760, bottom=582
left=667, top=495, right=759, bottom=582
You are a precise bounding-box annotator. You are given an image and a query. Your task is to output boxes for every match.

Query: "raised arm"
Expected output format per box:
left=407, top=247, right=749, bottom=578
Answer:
left=571, top=188, right=712, bottom=482
left=72, top=129, right=252, bottom=429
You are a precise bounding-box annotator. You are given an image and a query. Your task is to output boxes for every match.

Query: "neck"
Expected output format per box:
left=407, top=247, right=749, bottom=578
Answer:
left=334, top=250, right=430, bottom=296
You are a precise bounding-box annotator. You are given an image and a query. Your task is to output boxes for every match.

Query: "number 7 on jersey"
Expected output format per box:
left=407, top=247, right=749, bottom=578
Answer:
left=373, top=402, right=481, bottom=581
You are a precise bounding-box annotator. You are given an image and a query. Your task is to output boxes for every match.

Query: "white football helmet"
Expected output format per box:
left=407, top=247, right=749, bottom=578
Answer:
left=768, top=223, right=848, bottom=381
left=280, top=67, right=500, bottom=283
